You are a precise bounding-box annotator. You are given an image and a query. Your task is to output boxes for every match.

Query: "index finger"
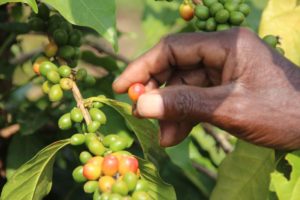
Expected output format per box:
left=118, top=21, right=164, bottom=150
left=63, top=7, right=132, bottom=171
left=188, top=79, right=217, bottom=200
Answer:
left=113, top=30, right=230, bottom=94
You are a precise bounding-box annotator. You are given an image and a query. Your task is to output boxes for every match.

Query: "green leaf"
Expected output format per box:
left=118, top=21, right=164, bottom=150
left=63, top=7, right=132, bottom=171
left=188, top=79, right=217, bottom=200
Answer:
left=166, top=137, right=215, bottom=197
left=259, top=0, right=300, bottom=65
left=139, top=158, right=176, bottom=200
left=1, top=139, right=70, bottom=200
left=210, top=140, right=275, bottom=200
left=271, top=151, right=300, bottom=200
left=0, top=0, right=38, bottom=13
left=6, top=134, right=44, bottom=179
left=86, top=96, right=167, bottom=167
left=42, top=0, right=117, bottom=49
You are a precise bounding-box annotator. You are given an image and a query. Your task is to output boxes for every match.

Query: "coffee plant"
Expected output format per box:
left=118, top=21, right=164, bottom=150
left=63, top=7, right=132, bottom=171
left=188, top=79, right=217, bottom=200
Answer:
left=0, top=0, right=300, bottom=200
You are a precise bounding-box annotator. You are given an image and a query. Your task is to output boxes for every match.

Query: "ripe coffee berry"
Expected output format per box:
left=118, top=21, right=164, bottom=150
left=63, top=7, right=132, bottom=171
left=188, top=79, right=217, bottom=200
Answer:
left=128, top=83, right=145, bottom=102
left=179, top=3, right=194, bottom=21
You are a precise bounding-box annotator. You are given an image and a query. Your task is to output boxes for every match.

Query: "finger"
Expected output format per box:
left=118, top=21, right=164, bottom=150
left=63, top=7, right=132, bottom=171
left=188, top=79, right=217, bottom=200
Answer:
left=166, top=69, right=210, bottom=87
left=159, top=120, right=194, bottom=147
left=135, top=84, right=237, bottom=123
left=113, top=29, right=232, bottom=94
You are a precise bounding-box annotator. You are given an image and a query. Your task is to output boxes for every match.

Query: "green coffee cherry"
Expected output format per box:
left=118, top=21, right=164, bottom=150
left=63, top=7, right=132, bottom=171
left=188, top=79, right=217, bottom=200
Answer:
left=29, top=17, right=44, bottom=31
left=87, top=121, right=101, bottom=133
left=58, top=113, right=72, bottom=130
left=110, top=137, right=128, bottom=152
left=37, top=4, right=50, bottom=20
left=69, top=29, right=82, bottom=47
left=239, top=3, right=251, bottom=16
left=195, top=5, right=209, bottom=20
left=46, top=70, right=61, bottom=84
left=84, top=75, right=96, bottom=86
left=70, top=107, right=83, bottom=123
left=89, top=108, right=107, bottom=124
left=112, top=180, right=129, bottom=196
left=42, top=81, right=52, bottom=94
left=40, top=61, right=57, bottom=77
left=72, top=166, right=87, bottom=183
left=135, top=180, right=148, bottom=192
left=70, top=133, right=85, bottom=145
left=76, top=68, right=88, bottom=81
left=59, top=21, right=73, bottom=33
left=203, top=0, right=218, bottom=7
left=229, top=11, right=245, bottom=25
left=132, top=191, right=150, bottom=200
left=79, top=151, right=92, bottom=164
left=210, top=2, right=224, bottom=16
left=215, top=9, right=230, bottom=23
left=206, top=17, right=217, bottom=31
left=103, top=134, right=119, bottom=147
left=87, top=140, right=105, bottom=156
left=108, top=194, right=123, bottom=200
left=217, top=24, right=231, bottom=31
left=58, top=45, right=75, bottom=59
left=92, top=102, right=104, bottom=109
left=85, top=133, right=98, bottom=145
left=263, top=35, right=279, bottom=48
left=60, top=78, right=73, bottom=90
left=100, top=193, right=111, bottom=200
left=195, top=20, right=206, bottom=30
left=83, top=181, right=98, bottom=194
left=53, top=29, right=69, bottom=46
left=48, top=84, right=63, bottom=102
left=123, top=172, right=138, bottom=191
left=58, top=65, right=71, bottom=77
left=224, top=2, right=239, bottom=12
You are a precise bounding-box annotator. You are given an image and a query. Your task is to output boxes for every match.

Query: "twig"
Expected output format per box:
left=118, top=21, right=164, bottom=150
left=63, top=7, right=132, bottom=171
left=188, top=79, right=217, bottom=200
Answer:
left=0, top=33, right=16, bottom=56
left=192, top=162, right=217, bottom=180
left=202, top=123, right=233, bottom=154
left=0, top=124, right=20, bottom=138
left=71, top=82, right=92, bottom=125
left=84, top=35, right=130, bottom=65
left=9, top=48, right=43, bottom=65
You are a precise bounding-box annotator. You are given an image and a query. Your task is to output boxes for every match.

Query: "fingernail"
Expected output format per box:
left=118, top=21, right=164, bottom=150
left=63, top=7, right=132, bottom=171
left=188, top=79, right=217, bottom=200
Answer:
left=137, top=93, right=164, bottom=118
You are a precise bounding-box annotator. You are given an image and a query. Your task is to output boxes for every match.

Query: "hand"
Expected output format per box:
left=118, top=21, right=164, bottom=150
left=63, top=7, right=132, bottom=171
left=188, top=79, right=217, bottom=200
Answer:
left=113, top=28, right=300, bottom=150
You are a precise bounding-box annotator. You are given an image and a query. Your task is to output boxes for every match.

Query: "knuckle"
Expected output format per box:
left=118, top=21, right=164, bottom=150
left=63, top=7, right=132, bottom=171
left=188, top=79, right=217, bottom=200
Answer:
left=172, top=89, right=195, bottom=120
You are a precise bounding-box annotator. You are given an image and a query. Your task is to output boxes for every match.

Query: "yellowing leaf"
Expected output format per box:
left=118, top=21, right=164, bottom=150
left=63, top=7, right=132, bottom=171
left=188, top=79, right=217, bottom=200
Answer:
left=259, top=0, right=300, bottom=65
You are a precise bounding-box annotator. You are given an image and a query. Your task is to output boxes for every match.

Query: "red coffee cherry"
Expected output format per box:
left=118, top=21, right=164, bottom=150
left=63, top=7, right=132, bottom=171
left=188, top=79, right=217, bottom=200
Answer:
left=128, top=83, right=145, bottom=102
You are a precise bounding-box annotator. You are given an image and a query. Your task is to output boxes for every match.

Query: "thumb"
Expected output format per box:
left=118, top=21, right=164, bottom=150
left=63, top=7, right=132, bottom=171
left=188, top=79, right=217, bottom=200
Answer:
left=135, top=84, right=236, bottom=123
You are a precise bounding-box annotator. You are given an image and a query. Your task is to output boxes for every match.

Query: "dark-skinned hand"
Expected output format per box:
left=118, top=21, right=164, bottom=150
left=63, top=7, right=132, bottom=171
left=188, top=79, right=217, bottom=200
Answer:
left=113, top=28, right=300, bottom=150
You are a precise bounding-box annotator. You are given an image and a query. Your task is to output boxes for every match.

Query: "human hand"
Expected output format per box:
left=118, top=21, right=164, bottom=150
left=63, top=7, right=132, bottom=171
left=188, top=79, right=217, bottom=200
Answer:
left=113, top=28, right=300, bottom=150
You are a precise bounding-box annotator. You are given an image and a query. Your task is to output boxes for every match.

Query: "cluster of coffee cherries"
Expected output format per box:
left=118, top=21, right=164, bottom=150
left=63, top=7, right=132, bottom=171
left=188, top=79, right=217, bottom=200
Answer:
left=71, top=132, right=150, bottom=200
left=33, top=60, right=95, bottom=102
left=262, top=35, right=285, bottom=55
left=28, top=3, right=82, bottom=67
left=179, top=0, right=251, bottom=31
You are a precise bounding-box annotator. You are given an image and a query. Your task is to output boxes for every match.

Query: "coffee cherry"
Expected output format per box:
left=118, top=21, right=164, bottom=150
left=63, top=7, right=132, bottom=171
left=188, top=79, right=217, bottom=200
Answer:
left=206, top=17, right=217, bottom=31
left=42, top=81, right=52, bottom=94
left=123, top=172, right=138, bottom=191
left=83, top=181, right=98, bottom=194
left=128, top=83, right=145, bottom=102
left=59, top=21, right=73, bottom=33
left=230, top=11, right=245, bottom=25
left=99, top=192, right=110, bottom=200
left=33, top=56, right=48, bottom=75
left=58, top=113, right=72, bottom=130
left=29, top=17, right=45, bottom=31
left=215, top=9, right=230, bottom=23
left=276, top=47, right=285, bottom=55
left=85, top=133, right=98, bottom=144
left=37, top=4, right=50, bottom=20
left=44, top=42, right=58, bottom=58
left=194, top=5, right=209, bottom=20
left=49, top=84, right=63, bottom=102
left=87, top=140, right=105, bottom=156
left=98, top=176, right=116, bottom=193
left=203, top=0, right=218, bottom=7
left=118, top=156, right=139, bottom=175
left=70, top=133, right=85, bottom=145
left=72, top=166, right=87, bottom=183
left=89, top=108, right=107, bottom=124
left=112, top=180, right=129, bottom=196
left=53, top=29, right=69, bottom=46
left=87, top=121, right=101, bottom=133
left=110, top=137, right=128, bottom=152
left=80, top=151, right=92, bottom=164
left=109, top=194, right=123, bottom=200
left=217, top=24, right=231, bottom=31
left=87, top=156, right=103, bottom=167
left=83, top=162, right=101, bottom=180
left=263, top=35, right=279, bottom=48
left=179, top=3, right=194, bottom=21
left=60, top=78, right=73, bottom=90
left=93, top=189, right=101, bottom=200
left=132, top=191, right=150, bottom=200
left=70, top=107, right=83, bottom=123
left=40, top=61, right=57, bottom=77
left=69, top=29, right=82, bottom=47
left=210, top=2, right=224, bottom=16
left=84, top=75, right=96, bottom=86
left=135, top=180, right=148, bottom=192
left=224, top=2, right=239, bottom=12
left=102, top=155, right=118, bottom=176
left=103, top=134, right=119, bottom=147
left=195, top=20, right=206, bottom=30
left=58, top=65, right=71, bottom=77
left=58, top=45, right=75, bottom=60
left=76, top=68, right=87, bottom=81
left=239, top=3, right=251, bottom=16
left=92, top=102, right=104, bottom=109
left=47, top=70, right=61, bottom=84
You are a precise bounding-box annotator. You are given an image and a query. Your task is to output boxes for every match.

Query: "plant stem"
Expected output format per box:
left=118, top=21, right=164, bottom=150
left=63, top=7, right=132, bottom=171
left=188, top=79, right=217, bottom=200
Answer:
left=0, top=33, right=16, bottom=56
left=71, top=82, right=92, bottom=124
